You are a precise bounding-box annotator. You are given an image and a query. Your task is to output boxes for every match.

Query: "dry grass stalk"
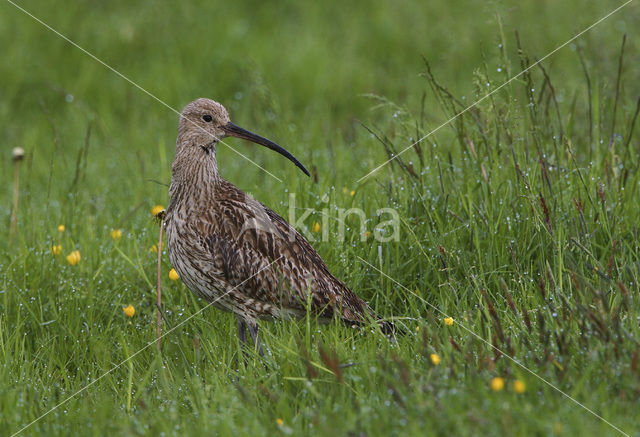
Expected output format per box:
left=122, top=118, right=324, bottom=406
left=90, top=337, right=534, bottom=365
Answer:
left=10, top=147, right=25, bottom=236
left=156, top=210, right=166, bottom=351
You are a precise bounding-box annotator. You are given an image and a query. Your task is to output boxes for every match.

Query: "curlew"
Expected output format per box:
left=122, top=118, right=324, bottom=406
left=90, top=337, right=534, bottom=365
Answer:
left=165, top=98, right=394, bottom=354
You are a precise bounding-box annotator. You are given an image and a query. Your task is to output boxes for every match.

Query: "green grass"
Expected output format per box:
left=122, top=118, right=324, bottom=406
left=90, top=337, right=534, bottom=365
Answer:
left=2, top=0, right=640, bottom=435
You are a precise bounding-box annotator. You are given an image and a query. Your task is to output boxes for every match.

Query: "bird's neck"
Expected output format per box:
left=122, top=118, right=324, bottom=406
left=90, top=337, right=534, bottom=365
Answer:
left=168, top=142, right=221, bottom=213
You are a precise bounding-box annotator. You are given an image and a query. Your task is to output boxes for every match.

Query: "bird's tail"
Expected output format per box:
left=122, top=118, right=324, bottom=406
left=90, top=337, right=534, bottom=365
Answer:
left=378, top=320, right=398, bottom=336
left=343, top=316, right=402, bottom=337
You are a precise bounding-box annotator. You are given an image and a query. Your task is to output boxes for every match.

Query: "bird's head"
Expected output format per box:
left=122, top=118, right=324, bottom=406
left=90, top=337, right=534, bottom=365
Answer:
left=177, top=98, right=310, bottom=176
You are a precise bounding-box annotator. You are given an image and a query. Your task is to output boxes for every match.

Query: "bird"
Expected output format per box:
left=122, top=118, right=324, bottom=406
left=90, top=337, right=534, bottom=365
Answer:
left=165, top=98, right=394, bottom=354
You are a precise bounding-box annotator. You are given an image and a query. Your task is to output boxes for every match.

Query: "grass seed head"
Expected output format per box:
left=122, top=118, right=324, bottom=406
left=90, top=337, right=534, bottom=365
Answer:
left=12, top=147, right=25, bottom=161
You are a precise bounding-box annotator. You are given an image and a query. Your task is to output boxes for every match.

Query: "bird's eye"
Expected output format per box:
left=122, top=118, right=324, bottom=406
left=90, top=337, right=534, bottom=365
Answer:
left=202, top=114, right=213, bottom=122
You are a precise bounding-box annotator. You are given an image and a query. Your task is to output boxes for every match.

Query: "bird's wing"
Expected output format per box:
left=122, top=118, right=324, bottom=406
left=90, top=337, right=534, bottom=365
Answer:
left=195, top=182, right=371, bottom=322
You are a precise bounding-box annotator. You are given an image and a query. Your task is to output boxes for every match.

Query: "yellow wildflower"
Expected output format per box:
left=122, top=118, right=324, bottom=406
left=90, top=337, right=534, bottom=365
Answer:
left=66, top=250, right=81, bottom=266
left=110, top=229, right=123, bottom=240
left=312, top=222, right=321, bottom=233
left=151, top=205, right=165, bottom=217
left=444, top=317, right=454, bottom=326
left=513, top=380, right=526, bottom=394
left=415, top=326, right=420, bottom=332
left=123, top=304, right=135, bottom=317
left=57, top=224, right=65, bottom=233
left=50, top=245, right=62, bottom=256
left=429, top=353, right=441, bottom=365
left=350, top=190, right=355, bottom=197
left=490, top=377, right=504, bottom=391
left=149, top=244, right=158, bottom=253
left=169, top=268, right=179, bottom=281
left=365, top=231, right=371, bottom=238
left=275, top=418, right=284, bottom=426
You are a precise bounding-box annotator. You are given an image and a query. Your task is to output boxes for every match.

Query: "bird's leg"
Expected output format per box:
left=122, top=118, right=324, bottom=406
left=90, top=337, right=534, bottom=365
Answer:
left=237, top=315, right=248, bottom=345
left=235, top=315, right=253, bottom=367
left=237, top=316, right=264, bottom=361
left=247, top=321, right=264, bottom=357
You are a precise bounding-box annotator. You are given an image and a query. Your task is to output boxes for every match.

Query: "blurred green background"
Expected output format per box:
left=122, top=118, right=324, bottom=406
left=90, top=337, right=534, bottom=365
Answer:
left=1, top=0, right=636, bottom=210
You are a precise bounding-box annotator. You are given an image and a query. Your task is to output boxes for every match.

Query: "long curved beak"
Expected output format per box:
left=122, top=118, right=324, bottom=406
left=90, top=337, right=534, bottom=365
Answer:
left=222, top=122, right=310, bottom=177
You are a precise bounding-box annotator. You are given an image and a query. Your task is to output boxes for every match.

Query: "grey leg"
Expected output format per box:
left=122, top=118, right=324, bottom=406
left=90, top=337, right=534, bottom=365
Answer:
left=237, top=316, right=247, bottom=345
left=247, top=321, right=264, bottom=357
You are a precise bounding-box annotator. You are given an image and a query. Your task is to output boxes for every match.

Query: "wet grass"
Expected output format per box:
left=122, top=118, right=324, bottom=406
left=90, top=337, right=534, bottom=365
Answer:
left=1, top=0, right=640, bottom=435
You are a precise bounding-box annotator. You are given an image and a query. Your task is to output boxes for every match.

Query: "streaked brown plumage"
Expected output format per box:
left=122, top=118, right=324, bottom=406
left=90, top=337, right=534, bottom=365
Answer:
left=166, top=98, right=393, bottom=352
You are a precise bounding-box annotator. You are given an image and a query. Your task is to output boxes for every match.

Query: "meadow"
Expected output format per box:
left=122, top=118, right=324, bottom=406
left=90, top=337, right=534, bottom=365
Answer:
left=1, top=0, right=639, bottom=435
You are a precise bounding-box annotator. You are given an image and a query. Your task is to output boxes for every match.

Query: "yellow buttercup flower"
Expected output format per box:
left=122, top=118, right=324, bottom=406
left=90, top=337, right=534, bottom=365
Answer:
left=312, top=222, right=321, bottom=233
left=57, top=224, right=65, bottom=233
left=513, top=380, right=526, bottom=394
left=429, top=353, right=441, bottom=365
left=66, top=250, right=81, bottom=266
left=169, top=268, right=179, bottom=281
left=151, top=205, right=165, bottom=217
left=149, top=244, right=158, bottom=253
left=350, top=190, right=355, bottom=197
left=51, top=245, right=62, bottom=256
left=110, top=229, right=123, bottom=240
left=364, top=231, right=371, bottom=238
left=123, top=304, right=135, bottom=317
left=444, top=317, right=454, bottom=326
left=275, top=418, right=284, bottom=426
left=490, top=377, right=504, bottom=391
